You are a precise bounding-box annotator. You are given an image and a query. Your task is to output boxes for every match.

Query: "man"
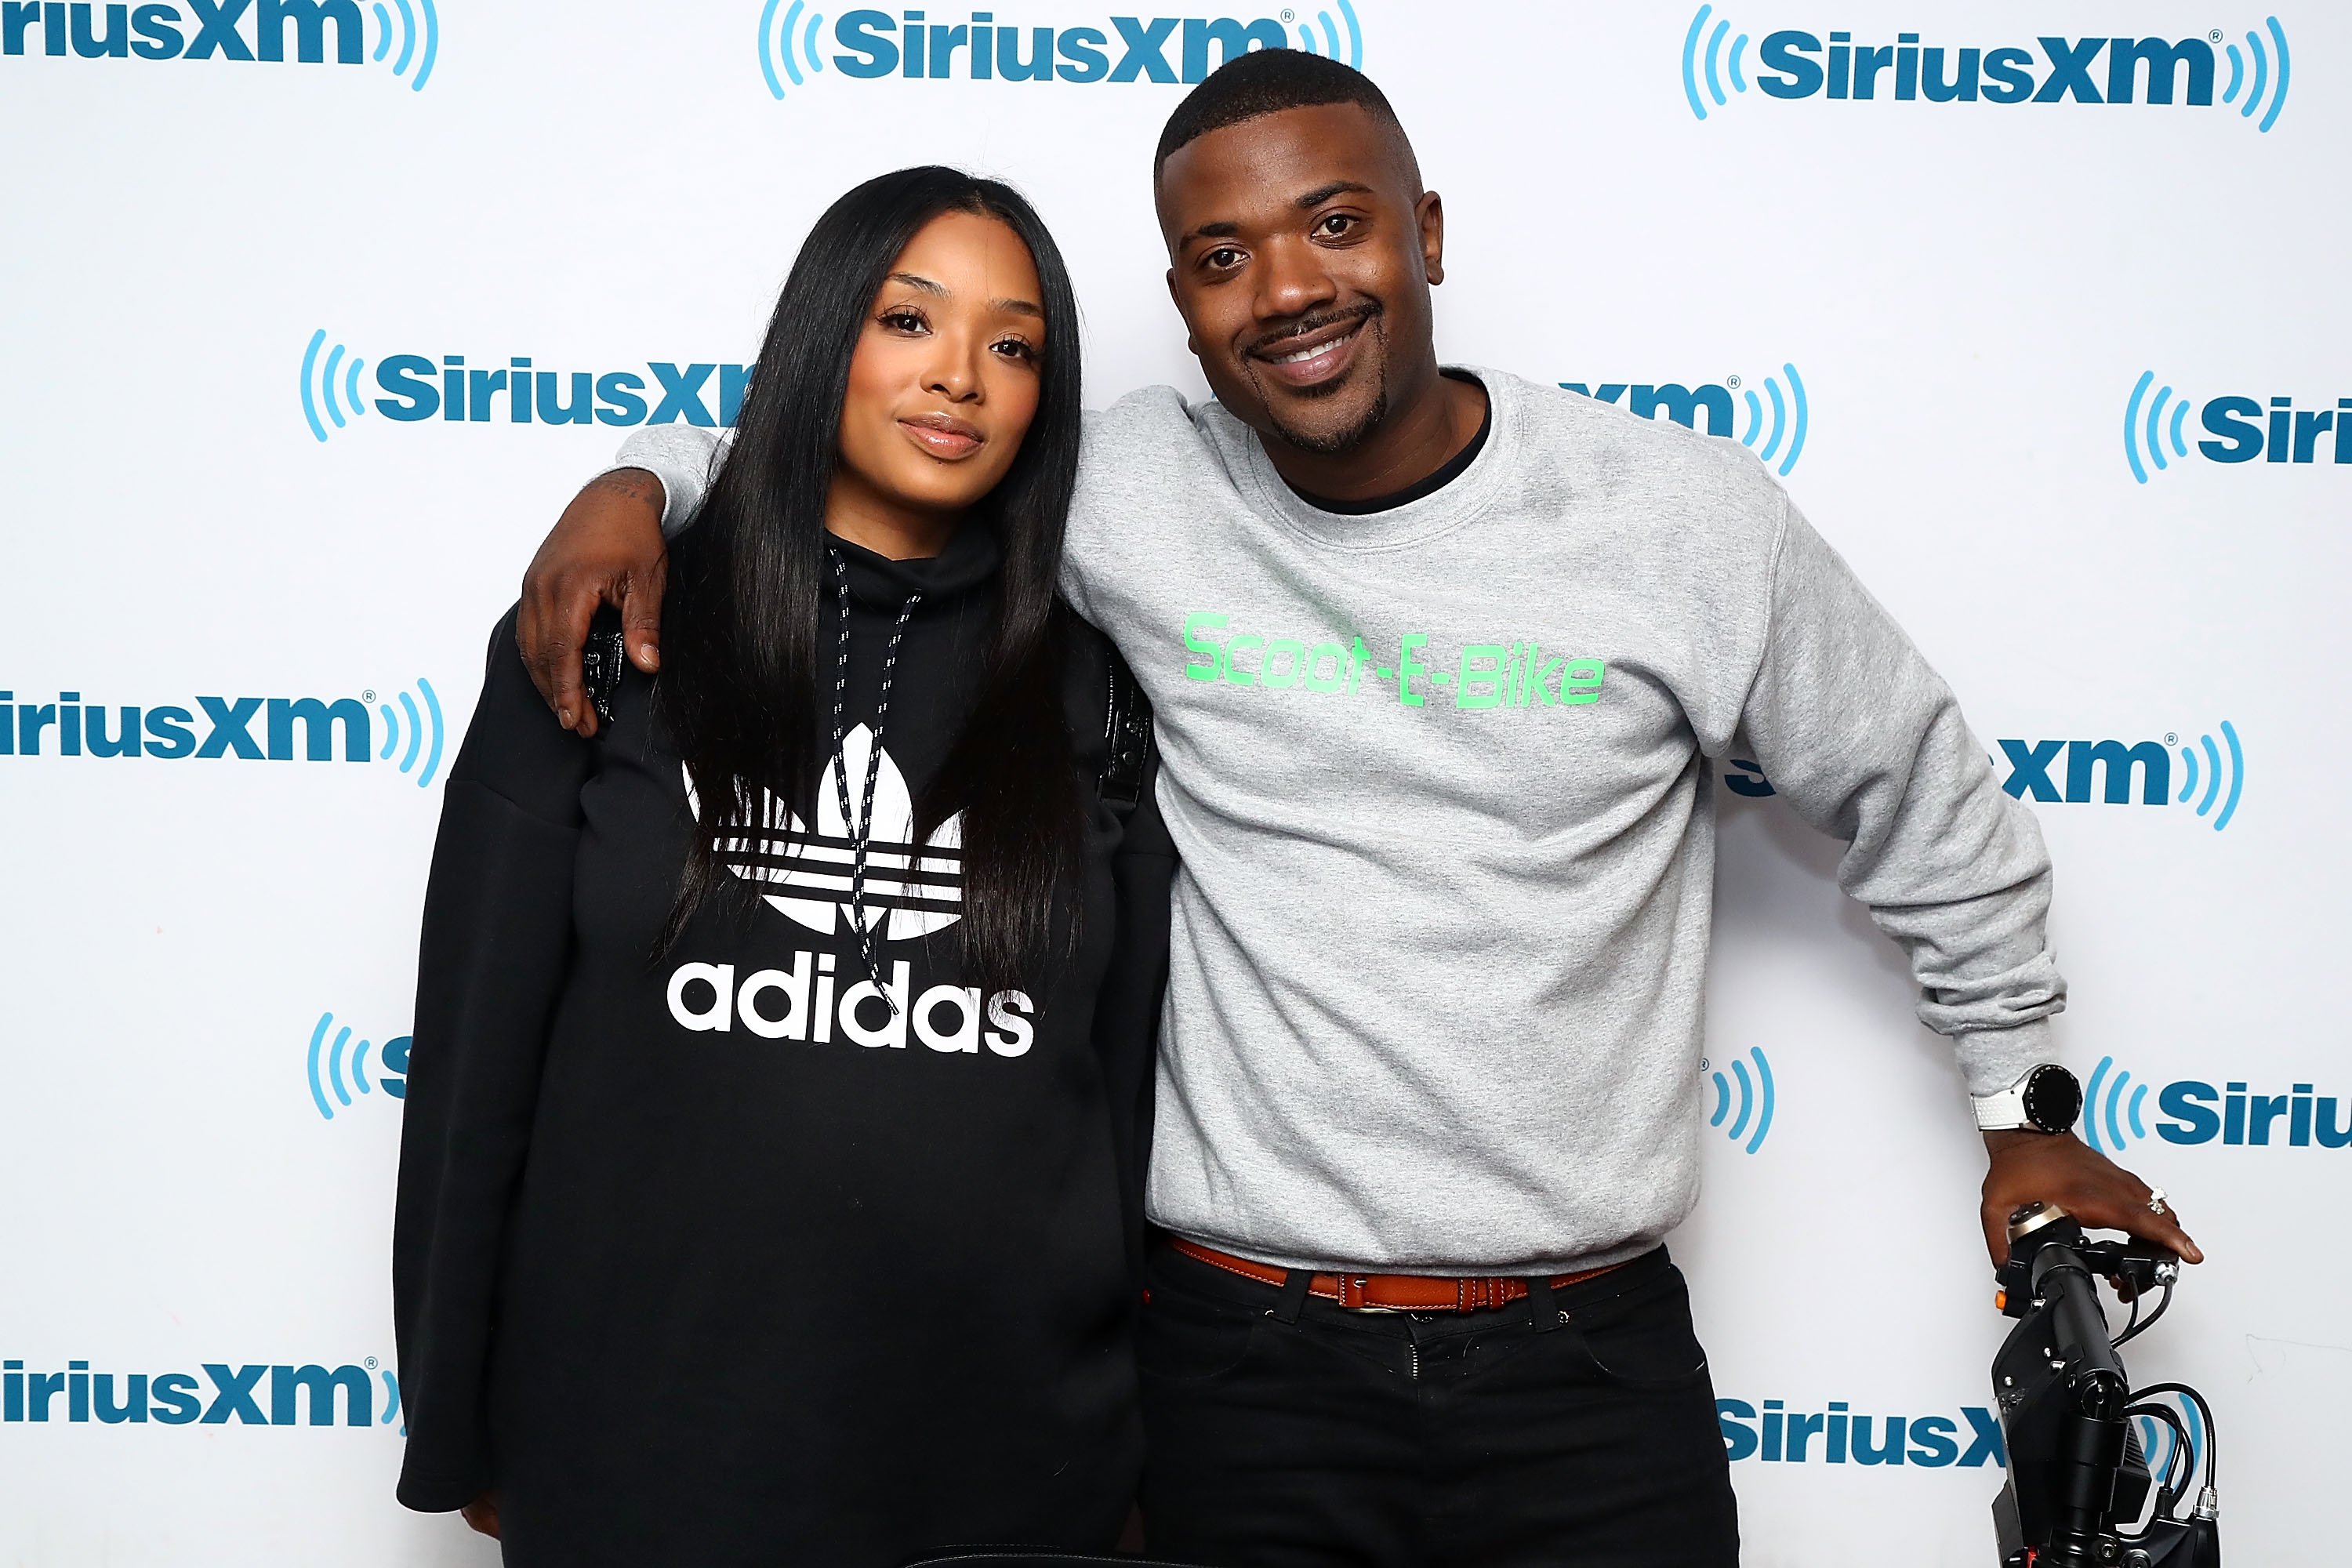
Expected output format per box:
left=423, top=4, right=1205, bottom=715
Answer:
left=511, top=52, right=2196, bottom=1567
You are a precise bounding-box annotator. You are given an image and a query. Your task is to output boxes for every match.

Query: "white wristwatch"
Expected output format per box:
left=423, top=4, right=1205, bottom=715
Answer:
left=1973, top=1064, right=2084, bottom=1134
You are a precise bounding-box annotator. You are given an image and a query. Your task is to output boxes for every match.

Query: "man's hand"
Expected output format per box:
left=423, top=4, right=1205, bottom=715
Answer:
left=1980, top=1130, right=2204, bottom=1269
left=459, top=1494, right=501, bottom=1540
left=517, top=468, right=671, bottom=737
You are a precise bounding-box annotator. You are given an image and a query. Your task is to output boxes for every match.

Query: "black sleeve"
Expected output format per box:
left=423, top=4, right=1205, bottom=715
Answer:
left=391, top=608, right=593, bottom=1512
left=1072, top=622, right=1176, bottom=1291
left=1096, top=750, right=1174, bottom=1290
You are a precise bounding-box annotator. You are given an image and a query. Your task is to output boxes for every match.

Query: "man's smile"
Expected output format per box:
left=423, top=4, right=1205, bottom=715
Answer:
left=1246, top=307, right=1377, bottom=390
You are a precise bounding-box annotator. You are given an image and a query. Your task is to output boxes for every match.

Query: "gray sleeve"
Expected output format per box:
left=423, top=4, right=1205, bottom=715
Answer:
left=1737, top=503, right=2065, bottom=1095
left=601, top=425, right=731, bottom=537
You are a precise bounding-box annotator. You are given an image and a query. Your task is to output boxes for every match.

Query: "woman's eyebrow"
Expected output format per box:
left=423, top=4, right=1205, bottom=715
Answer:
left=887, top=270, right=1040, bottom=318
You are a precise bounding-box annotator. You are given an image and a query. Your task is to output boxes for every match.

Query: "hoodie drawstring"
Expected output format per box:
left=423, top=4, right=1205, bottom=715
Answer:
left=829, top=547, right=921, bottom=1012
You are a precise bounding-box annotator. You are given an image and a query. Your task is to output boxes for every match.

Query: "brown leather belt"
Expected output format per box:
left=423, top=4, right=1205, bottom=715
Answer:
left=1171, top=1236, right=1627, bottom=1314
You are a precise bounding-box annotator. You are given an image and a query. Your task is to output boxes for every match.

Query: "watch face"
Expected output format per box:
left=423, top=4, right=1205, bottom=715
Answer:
left=2024, top=1065, right=2084, bottom=1134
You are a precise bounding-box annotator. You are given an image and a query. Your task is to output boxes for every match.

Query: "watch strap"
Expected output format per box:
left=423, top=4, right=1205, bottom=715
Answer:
left=1973, top=1063, right=2078, bottom=1133
left=1973, top=1081, right=2031, bottom=1131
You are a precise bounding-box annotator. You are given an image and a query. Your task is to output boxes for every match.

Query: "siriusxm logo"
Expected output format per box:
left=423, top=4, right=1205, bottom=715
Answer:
left=1996, top=724, right=2245, bottom=833
left=4, top=1356, right=400, bottom=1429
left=1562, top=365, right=1809, bottom=476
left=1702, top=1048, right=1776, bottom=1154
left=2082, top=1054, right=2352, bottom=1154
left=0, top=680, right=444, bottom=788
left=755, top=0, right=1361, bottom=100
left=1718, top=1396, right=2005, bottom=1468
left=299, top=331, right=750, bottom=442
left=1682, top=9, right=2292, bottom=132
left=2124, top=372, right=2349, bottom=482
left=1726, top=722, right=2245, bottom=833
left=2, top=0, right=437, bottom=87
left=305, top=1011, right=408, bottom=1121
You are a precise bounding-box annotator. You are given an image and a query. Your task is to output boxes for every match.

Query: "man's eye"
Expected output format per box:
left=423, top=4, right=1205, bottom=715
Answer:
left=1316, top=214, right=1356, bottom=238
left=1204, top=247, right=1243, bottom=270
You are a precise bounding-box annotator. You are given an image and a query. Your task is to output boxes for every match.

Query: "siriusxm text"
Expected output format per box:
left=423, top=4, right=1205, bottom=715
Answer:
left=1561, top=382, right=1738, bottom=437
left=1181, top=616, right=1606, bottom=711
left=2191, top=395, right=2352, bottom=466
left=4, top=1359, right=381, bottom=1426
left=1998, top=739, right=2173, bottom=806
left=1730, top=739, right=2223, bottom=808
left=2, top=691, right=372, bottom=760
left=371, top=357, right=752, bottom=428
left=668, top=953, right=1036, bottom=1056
left=1719, top=1398, right=2005, bottom=1467
left=1755, top=34, right=2227, bottom=107
left=2153, top=1080, right=2352, bottom=1149
left=2, top=0, right=361, bottom=61
left=829, top=10, right=1285, bottom=83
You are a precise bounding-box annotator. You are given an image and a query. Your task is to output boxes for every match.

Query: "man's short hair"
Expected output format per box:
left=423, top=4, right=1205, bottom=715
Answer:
left=1153, top=49, right=1411, bottom=181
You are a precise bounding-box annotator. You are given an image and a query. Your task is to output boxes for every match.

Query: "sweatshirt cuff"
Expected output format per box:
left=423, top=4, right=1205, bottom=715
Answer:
left=603, top=424, right=718, bottom=538
left=1951, top=1017, right=2060, bottom=1100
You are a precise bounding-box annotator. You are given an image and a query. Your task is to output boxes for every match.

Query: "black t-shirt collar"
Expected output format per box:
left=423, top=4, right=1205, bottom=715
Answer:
left=1281, top=370, right=1494, bottom=516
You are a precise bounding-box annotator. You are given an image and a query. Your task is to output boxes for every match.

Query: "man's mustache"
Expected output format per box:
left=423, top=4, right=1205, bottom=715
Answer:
left=1243, top=300, right=1383, bottom=358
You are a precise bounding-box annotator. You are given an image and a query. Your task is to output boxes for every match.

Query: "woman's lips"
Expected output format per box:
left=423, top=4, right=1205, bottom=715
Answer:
left=900, top=412, right=984, bottom=459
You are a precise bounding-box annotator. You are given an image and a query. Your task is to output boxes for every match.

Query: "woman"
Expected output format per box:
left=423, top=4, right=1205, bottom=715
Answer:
left=391, top=168, right=1171, bottom=1566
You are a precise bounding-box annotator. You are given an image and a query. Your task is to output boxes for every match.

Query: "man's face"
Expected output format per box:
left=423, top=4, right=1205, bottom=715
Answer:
left=1156, top=102, right=1442, bottom=456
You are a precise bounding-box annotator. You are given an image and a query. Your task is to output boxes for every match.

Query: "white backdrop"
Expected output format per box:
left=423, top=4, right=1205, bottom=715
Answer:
left=2, top=2, right=2345, bottom=1563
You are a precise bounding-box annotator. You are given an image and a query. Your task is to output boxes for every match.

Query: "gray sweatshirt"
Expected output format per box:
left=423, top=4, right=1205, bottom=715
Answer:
left=612, top=368, right=2063, bottom=1273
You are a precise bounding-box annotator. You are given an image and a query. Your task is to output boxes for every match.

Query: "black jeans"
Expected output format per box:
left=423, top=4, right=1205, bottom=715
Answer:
left=1137, top=1241, right=1739, bottom=1568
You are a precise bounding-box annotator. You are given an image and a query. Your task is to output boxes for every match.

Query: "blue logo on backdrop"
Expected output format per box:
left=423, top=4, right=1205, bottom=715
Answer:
left=372, top=680, right=445, bottom=785
left=2, top=0, right=438, bottom=88
left=1563, top=366, right=1809, bottom=476
left=0, top=680, right=443, bottom=787
left=2134, top=1395, right=2208, bottom=1490
left=3, top=1357, right=401, bottom=1430
left=756, top=0, right=1359, bottom=98
left=1702, top=1048, right=1776, bottom=1153
left=2082, top=1055, right=2352, bottom=1154
left=302, top=331, right=751, bottom=441
left=1718, top=1396, right=2005, bottom=1468
left=307, top=1011, right=408, bottom=1120
left=2124, top=372, right=2349, bottom=481
left=1726, top=723, right=2245, bottom=833
left=1682, top=9, right=2291, bottom=132
left=1996, top=724, right=2245, bottom=833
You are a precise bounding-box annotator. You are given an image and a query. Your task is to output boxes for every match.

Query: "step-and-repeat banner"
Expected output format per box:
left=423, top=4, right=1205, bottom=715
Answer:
left=2, top=4, right=2343, bottom=1563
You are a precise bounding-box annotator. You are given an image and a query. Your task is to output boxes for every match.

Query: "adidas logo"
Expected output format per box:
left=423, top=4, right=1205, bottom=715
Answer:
left=670, top=728, right=1036, bottom=1059
left=685, top=725, right=962, bottom=941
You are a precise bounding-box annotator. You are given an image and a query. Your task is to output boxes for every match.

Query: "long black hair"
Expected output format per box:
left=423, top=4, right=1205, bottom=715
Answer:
left=657, top=167, right=1086, bottom=996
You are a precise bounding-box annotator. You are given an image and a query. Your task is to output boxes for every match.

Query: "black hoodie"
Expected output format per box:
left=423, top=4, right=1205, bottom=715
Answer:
left=392, top=526, right=1173, bottom=1566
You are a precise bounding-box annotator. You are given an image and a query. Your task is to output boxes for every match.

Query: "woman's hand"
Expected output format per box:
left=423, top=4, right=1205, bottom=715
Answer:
left=518, top=468, right=670, bottom=737
left=459, top=1493, right=503, bottom=1540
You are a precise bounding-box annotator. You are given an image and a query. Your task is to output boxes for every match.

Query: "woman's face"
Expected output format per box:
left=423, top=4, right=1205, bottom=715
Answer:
left=832, top=210, right=1047, bottom=535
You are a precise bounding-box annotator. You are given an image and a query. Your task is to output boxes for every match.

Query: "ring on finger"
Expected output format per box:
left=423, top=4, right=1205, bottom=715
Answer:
left=2146, top=1185, right=2169, bottom=1216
